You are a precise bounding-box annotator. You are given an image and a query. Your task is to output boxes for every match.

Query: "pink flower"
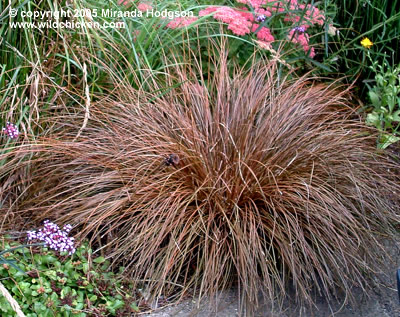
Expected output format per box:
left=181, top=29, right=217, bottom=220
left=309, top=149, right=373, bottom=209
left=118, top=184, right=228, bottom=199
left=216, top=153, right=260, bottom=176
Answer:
left=118, top=0, right=131, bottom=6
left=227, top=19, right=252, bottom=36
left=256, top=8, right=272, bottom=17
left=244, top=0, right=267, bottom=9
left=238, top=7, right=255, bottom=22
left=137, top=2, right=153, bottom=12
left=166, top=17, right=198, bottom=29
left=266, top=0, right=286, bottom=13
left=200, top=6, right=252, bottom=36
left=199, top=7, right=219, bottom=17
left=285, top=3, right=325, bottom=26
left=309, top=47, right=316, bottom=58
left=213, top=7, right=241, bottom=24
left=2, top=122, right=19, bottom=139
left=253, top=26, right=274, bottom=42
left=306, top=7, right=325, bottom=26
left=288, top=29, right=315, bottom=58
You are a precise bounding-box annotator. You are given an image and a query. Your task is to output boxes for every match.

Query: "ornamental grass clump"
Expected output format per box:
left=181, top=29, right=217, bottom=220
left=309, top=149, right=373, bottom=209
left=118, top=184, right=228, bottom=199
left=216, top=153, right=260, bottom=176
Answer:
left=1, top=51, right=399, bottom=313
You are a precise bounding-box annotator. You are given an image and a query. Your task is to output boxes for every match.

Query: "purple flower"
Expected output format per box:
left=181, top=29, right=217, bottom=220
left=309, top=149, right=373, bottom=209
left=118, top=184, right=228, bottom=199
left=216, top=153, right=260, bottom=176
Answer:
left=2, top=122, right=19, bottom=139
left=27, top=220, right=76, bottom=255
left=292, top=26, right=306, bottom=33
left=256, top=14, right=267, bottom=23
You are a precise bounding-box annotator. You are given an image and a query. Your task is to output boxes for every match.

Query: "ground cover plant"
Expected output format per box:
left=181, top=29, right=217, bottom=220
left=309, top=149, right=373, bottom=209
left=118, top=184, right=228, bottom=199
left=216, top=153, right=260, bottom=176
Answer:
left=1, top=43, right=399, bottom=314
left=0, top=227, right=139, bottom=316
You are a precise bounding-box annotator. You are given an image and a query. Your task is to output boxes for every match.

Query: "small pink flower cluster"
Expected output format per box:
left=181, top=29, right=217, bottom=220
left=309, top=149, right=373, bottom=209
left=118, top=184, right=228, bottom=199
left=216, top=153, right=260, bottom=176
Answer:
left=199, top=6, right=275, bottom=45
left=137, top=2, right=152, bottom=12
left=2, top=122, right=19, bottom=139
left=167, top=17, right=199, bottom=29
left=288, top=28, right=315, bottom=58
left=198, top=0, right=326, bottom=58
left=27, top=220, right=76, bottom=255
left=284, top=3, right=325, bottom=27
left=118, top=0, right=151, bottom=9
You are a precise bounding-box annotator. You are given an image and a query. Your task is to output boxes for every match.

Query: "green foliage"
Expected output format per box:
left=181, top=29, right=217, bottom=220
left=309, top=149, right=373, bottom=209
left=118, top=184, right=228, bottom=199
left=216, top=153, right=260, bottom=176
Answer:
left=326, top=0, right=400, bottom=90
left=365, top=56, right=400, bottom=148
left=0, top=239, right=139, bottom=316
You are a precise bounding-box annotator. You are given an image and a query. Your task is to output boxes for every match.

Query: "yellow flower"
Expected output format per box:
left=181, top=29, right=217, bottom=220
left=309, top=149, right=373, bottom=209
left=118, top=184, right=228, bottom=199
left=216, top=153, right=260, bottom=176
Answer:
left=361, top=37, right=373, bottom=49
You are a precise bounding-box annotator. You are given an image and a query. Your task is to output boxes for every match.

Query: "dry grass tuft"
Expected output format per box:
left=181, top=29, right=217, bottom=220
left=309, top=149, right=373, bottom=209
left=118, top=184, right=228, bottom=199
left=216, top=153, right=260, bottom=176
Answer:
left=1, top=48, right=399, bottom=314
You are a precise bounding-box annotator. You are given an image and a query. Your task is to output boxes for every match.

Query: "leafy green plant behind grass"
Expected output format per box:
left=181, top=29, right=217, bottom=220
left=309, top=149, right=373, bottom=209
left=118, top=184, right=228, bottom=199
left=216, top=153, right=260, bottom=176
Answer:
left=365, top=55, right=400, bottom=148
left=2, top=44, right=399, bottom=314
left=0, top=237, right=139, bottom=316
left=327, top=0, right=400, bottom=91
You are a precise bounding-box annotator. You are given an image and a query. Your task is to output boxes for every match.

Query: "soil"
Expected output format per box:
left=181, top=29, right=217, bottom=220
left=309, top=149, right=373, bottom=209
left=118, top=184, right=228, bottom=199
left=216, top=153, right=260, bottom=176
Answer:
left=142, top=235, right=400, bottom=317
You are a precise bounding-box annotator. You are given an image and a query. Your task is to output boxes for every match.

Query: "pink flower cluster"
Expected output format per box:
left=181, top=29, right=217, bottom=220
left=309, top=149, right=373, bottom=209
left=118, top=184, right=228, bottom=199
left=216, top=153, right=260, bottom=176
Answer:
left=2, top=122, right=19, bottom=139
left=166, top=17, right=198, bottom=29
left=137, top=2, right=152, bottom=12
left=284, top=3, right=325, bottom=27
left=288, top=28, right=315, bottom=58
left=118, top=0, right=152, bottom=12
left=198, top=0, right=326, bottom=58
left=27, top=220, right=76, bottom=255
left=199, top=6, right=275, bottom=45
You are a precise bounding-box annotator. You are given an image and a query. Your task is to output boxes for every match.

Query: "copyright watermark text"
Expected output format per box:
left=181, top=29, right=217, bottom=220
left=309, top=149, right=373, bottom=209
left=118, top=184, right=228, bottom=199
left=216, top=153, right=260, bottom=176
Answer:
left=7, top=7, right=194, bottom=30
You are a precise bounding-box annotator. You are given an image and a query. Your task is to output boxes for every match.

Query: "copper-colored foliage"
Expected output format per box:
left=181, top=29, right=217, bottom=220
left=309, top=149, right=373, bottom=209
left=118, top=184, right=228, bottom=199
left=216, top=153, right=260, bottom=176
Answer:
left=1, top=49, right=399, bottom=314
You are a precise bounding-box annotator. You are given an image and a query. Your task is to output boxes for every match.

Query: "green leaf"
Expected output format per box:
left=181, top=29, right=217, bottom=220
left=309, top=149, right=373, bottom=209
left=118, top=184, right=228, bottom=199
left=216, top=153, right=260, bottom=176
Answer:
left=89, top=295, right=98, bottom=301
left=111, top=299, right=125, bottom=310
left=130, top=302, right=140, bottom=312
left=50, top=293, right=59, bottom=301
left=6, top=260, right=26, bottom=276
left=366, top=112, right=380, bottom=127
left=369, top=91, right=381, bottom=108
left=93, top=256, right=106, bottom=264
left=392, top=110, right=400, bottom=121
left=44, top=270, right=57, bottom=280
left=82, top=262, right=89, bottom=274
left=0, top=298, right=12, bottom=312
left=378, top=134, right=400, bottom=149
left=307, top=58, right=333, bottom=72
left=33, top=301, right=47, bottom=312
